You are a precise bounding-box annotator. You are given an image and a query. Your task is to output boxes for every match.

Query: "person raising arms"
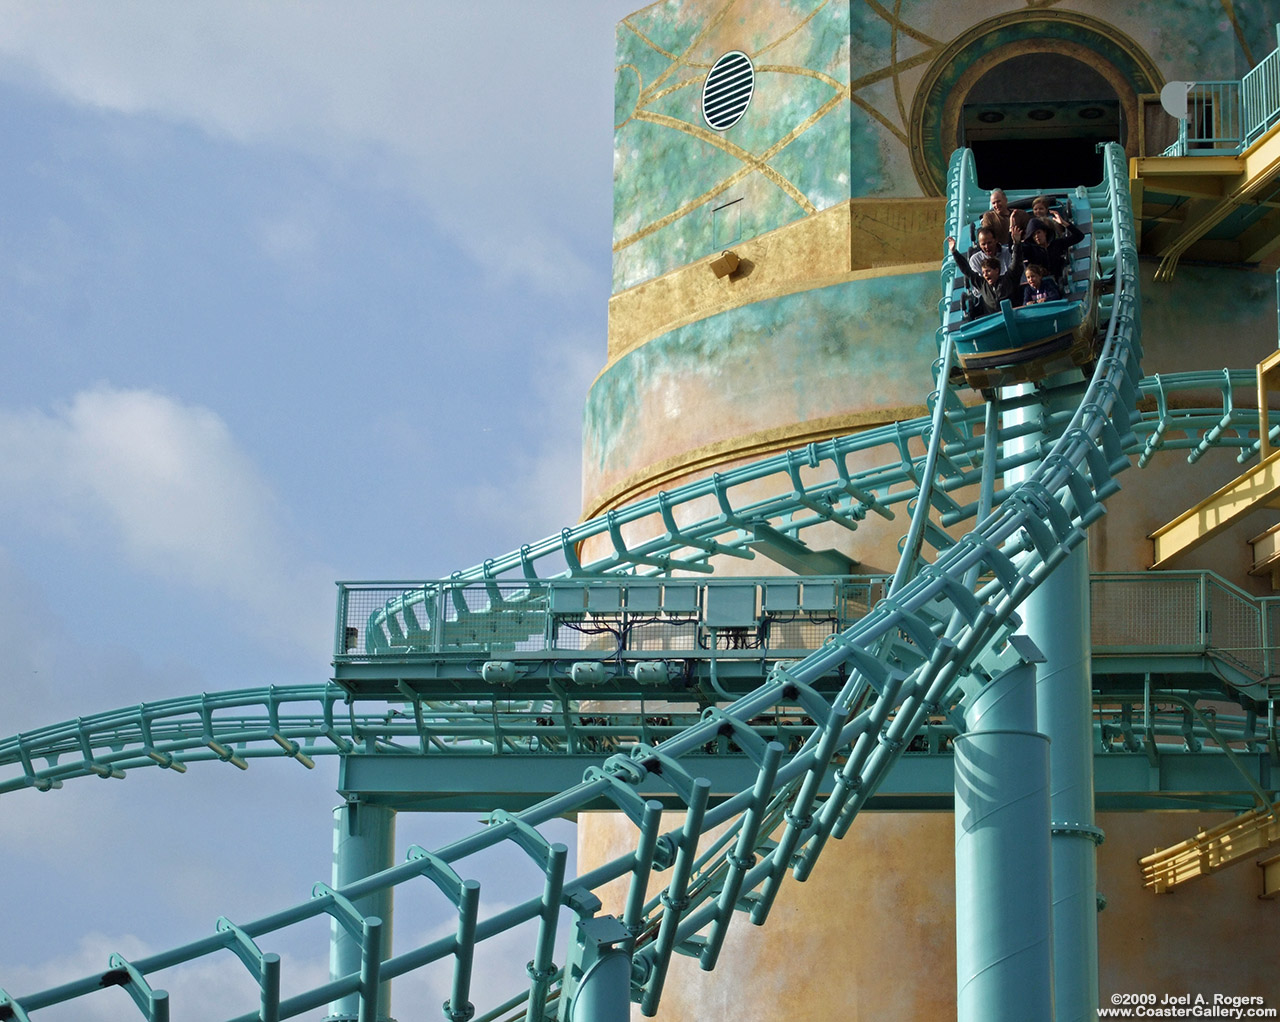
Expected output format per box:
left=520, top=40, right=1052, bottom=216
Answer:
left=947, top=223, right=1024, bottom=319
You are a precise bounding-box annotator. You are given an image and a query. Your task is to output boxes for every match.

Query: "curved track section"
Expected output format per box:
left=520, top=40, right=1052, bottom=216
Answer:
left=0, top=144, right=1184, bottom=1022
left=3, top=385, right=1271, bottom=795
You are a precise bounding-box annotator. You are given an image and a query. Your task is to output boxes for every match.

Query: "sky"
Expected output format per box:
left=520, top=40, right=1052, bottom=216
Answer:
left=0, top=3, right=646, bottom=1017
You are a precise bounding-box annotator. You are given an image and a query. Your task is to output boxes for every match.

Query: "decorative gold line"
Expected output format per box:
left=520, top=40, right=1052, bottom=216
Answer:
left=583, top=405, right=935, bottom=522
left=612, top=107, right=821, bottom=252
left=612, top=3, right=956, bottom=253
left=851, top=91, right=909, bottom=146
left=614, top=63, right=643, bottom=131
left=757, top=92, right=848, bottom=162
left=640, top=76, right=702, bottom=108
left=616, top=70, right=853, bottom=251
left=755, top=63, right=845, bottom=92
left=888, top=0, right=910, bottom=128
left=636, top=0, right=737, bottom=107
left=849, top=48, right=938, bottom=92
left=633, top=109, right=761, bottom=169
left=863, top=0, right=941, bottom=48
left=620, top=21, right=680, bottom=63
left=889, top=0, right=903, bottom=126
left=1218, top=0, right=1256, bottom=66
left=645, top=110, right=814, bottom=212
left=753, top=0, right=833, bottom=60
left=613, top=162, right=753, bottom=252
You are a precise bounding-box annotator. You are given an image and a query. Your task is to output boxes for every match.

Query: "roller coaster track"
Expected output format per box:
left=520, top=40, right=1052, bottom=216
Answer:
left=0, top=143, right=1249, bottom=1022
left=2, top=382, right=1275, bottom=795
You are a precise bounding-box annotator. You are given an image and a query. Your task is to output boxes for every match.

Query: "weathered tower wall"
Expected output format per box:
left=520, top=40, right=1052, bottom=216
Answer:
left=582, top=3, right=1280, bottom=1016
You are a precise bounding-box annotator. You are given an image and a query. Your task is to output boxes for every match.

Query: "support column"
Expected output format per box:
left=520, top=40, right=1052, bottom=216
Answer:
left=560, top=916, right=632, bottom=1022
left=1023, top=539, right=1102, bottom=1022
left=1003, top=371, right=1102, bottom=1019
left=326, top=801, right=397, bottom=1022
left=954, top=662, right=1053, bottom=1022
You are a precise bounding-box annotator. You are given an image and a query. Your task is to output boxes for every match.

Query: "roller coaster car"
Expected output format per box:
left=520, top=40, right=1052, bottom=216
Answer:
left=941, top=193, right=1100, bottom=394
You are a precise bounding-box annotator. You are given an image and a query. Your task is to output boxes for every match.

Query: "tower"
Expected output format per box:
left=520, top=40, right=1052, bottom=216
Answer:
left=582, top=3, right=1280, bottom=1017
left=6, top=5, right=1280, bottom=1019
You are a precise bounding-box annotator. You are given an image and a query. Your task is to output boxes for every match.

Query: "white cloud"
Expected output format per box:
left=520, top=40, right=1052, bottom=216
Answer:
left=0, top=1, right=633, bottom=295
left=453, top=333, right=597, bottom=554
left=0, top=386, right=333, bottom=655
left=256, top=205, right=328, bottom=265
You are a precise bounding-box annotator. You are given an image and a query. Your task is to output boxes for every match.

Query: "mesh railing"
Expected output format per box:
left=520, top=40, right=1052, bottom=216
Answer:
left=1090, top=573, right=1203, bottom=652
left=1207, top=575, right=1268, bottom=677
left=344, top=572, right=1279, bottom=683
left=338, top=577, right=888, bottom=659
left=1091, top=571, right=1280, bottom=681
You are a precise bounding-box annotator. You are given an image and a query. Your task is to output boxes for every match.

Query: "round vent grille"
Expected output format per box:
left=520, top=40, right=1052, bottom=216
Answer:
left=702, top=51, right=754, bottom=131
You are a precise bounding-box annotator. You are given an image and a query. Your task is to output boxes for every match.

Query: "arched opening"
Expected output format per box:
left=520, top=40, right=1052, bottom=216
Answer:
left=964, top=53, right=1122, bottom=189
left=908, top=12, right=1160, bottom=195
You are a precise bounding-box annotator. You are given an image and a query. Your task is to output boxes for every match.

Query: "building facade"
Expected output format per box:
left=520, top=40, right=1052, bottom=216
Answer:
left=582, top=3, right=1280, bottom=1016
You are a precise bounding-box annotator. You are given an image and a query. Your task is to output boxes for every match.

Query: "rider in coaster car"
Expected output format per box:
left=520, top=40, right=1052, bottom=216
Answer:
left=979, top=188, right=1030, bottom=246
left=1021, top=212, right=1084, bottom=281
left=1022, top=262, right=1062, bottom=305
left=947, top=223, right=1024, bottom=320
left=966, top=225, right=1014, bottom=284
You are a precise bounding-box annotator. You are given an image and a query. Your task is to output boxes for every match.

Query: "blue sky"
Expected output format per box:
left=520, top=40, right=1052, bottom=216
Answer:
left=0, top=4, right=643, bottom=1017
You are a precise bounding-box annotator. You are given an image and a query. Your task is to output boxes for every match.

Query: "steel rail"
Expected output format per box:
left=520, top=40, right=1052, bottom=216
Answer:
left=0, top=144, right=1181, bottom=1022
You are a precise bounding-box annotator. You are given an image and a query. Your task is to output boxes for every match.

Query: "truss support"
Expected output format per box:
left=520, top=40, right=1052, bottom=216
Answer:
left=328, top=801, right=397, bottom=1022
left=955, top=660, right=1052, bottom=1021
left=1141, top=800, right=1280, bottom=891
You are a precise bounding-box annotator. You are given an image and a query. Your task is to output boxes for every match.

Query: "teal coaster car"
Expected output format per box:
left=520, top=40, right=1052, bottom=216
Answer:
left=941, top=192, right=1099, bottom=393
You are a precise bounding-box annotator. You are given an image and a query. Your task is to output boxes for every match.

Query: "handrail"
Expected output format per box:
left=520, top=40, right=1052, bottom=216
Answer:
left=1161, top=24, right=1280, bottom=156
left=3, top=567, right=1274, bottom=796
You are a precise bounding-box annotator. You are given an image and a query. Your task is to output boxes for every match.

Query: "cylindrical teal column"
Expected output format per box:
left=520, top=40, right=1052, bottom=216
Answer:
left=1007, top=367, right=1101, bottom=1021
left=326, top=801, right=396, bottom=1022
left=564, top=915, right=632, bottom=1022
left=569, top=946, right=631, bottom=1022
left=1023, top=538, right=1102, bottom=1022
left=954, top=663, right=1053, bottom=1022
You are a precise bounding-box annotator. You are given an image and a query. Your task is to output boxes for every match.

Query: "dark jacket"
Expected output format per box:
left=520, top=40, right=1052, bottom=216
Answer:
left=1022, top=220, right=1084, bottom=277
left=952, top=241, right=1023, bottom=317
left=1022, top=277, right=1062, bottom=305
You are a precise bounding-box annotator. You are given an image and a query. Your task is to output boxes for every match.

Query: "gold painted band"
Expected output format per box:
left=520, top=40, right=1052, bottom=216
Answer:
left=605, top=198, right=946, bottom=369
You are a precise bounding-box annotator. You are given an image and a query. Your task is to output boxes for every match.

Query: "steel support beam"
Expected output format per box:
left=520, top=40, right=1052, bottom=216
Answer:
left=1131, top=122, right=1280, bottom=278
left=338, top=746, right=1275, bottom=814
left=560, top=916, right=632, bottom=1022
left=1259, top=851, right=1280, bottom=898
left=328, top=802, right=396, bottom=1022
left=1150, top=449, right=1280, bottom=566
left=955, top=663, right=1053, bottom=1022
left=1026, top=539, right=1102, bottom=1022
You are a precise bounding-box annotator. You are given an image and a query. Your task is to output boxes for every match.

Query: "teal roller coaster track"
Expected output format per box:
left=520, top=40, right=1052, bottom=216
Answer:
left=1, top=144, right=1275, bottom=1022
